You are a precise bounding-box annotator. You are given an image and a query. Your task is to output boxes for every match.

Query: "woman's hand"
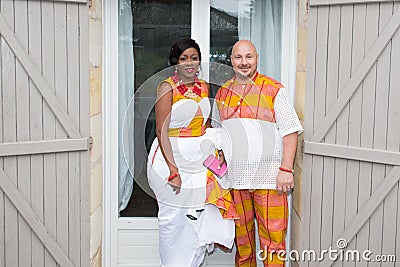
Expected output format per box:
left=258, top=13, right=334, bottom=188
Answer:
left=167, top=169, right=181, bottom=194
left=217, top=150, right=226, bottom=168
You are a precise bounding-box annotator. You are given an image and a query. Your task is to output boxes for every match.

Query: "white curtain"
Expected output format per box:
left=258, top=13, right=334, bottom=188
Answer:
left=238, top=0, right=282, bottom=80
left=118, top=0, right=134, bottom=212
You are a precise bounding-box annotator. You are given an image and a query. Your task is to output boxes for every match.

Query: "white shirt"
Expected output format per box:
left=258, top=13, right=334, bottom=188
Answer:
left=212, top=88, right=303, bottom=189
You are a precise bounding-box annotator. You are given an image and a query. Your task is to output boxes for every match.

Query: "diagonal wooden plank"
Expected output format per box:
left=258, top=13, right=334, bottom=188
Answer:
left=317, top=166, right=400, bottom=266
left=0, top=13, right=81, bottom=139
left=0, top=168, right=74, bottom=267
left=310, top=5, right=400, bottom=143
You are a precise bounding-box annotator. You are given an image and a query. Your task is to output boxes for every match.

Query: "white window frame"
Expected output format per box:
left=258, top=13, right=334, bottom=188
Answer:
left=102, top=0, right=118, bottom=265
left=102, top=0, right=297, bottom=265
left=281, top=0, right=298, bottom=100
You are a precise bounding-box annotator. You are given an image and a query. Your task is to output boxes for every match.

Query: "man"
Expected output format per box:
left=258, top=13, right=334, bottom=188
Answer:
left=214, top=40, right=303, bottom=266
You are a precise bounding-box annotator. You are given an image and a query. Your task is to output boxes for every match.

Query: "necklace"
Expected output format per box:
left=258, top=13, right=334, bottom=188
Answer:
left=171, top=73, right=202, bottom=99
left=220, top=74, right=258, bottom=118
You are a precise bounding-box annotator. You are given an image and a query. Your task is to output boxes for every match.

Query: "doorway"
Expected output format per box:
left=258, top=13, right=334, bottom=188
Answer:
left=103, top=0, right=297, bottom=265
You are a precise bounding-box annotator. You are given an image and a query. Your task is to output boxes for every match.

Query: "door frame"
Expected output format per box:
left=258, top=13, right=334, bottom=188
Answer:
left=102, top=0, right=298, bottom=265
left=102, top=0, right=119, bottom=266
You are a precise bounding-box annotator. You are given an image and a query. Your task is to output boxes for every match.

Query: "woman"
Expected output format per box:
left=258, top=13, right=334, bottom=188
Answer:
left=147, top=38, right=236, bottom=267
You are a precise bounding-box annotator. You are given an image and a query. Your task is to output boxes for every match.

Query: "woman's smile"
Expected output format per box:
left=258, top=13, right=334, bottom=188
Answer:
left=185, top=67, right=195, bottom=73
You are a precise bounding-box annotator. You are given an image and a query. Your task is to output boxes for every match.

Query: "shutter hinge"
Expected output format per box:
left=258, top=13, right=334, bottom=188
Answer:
left=88, top=136, right=93, bottom=150
left=306, top=0, right=309, bottom=14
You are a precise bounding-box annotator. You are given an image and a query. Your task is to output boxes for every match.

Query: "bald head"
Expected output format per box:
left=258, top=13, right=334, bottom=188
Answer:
left=230, top=40, right=258, bottom=80
left=232, top=40, right=257, bottom=55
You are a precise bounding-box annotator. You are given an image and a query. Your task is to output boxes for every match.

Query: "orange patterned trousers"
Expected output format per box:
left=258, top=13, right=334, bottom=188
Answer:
left=232, top=189, right=288, bottom=267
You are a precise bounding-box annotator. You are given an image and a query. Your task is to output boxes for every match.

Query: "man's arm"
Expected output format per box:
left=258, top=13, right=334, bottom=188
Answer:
left=276, top=132, right=298, bottom=193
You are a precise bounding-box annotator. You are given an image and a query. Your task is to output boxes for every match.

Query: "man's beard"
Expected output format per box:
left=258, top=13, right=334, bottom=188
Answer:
left=234, top=66, right=253, bottom=82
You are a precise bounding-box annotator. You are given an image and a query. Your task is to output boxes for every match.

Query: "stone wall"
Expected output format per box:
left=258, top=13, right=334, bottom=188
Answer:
left=89, top=0, right=103, bottom=265
left=292, top=0, right=308, bottom=266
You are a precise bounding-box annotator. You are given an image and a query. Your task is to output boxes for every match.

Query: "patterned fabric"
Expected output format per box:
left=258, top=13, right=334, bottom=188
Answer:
left=167, top=125, right=206, bottom=137
left=215, top=72, right=283, bottom=122
left=213, top=73, right=303, bottom=189
left=159, top=77, right=209, bottom=137
left=205, top=157, right=238, bottom=220
left=213, top=72, right=300, bottom=266
left=148, top=76, right=236, bottom=266
left=232, top=189, right=288, bottom=267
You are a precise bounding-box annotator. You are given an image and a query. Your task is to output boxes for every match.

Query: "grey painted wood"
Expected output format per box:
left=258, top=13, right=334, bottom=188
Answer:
left=0, top=180, right=3, bottom=267
left=0, top=138, right=90, bottom=156
left=310, top=0, right=400, bottom=6
left=346, top=5, right=365, bottom=261
left=299, top=6, right=318, bottom=261
left=54, top=1, right=70, bottom=258
left=346, top=2, right=365, bottom=238
left=369, top=5, right=393, bottom=265
left=332, top=5, right=352, bottom=267
left=41, top=1, right=58, bottom=265
left=0, top=13, right=81, bottom=139
left=318, top=167, right=400, bottom=266
left=0, top=0, right=90, bottom=266
left=1, top=1, right=19, bottom=266
left=389, top=3, right=400, bottom=262
left=310, top=4, right=400, bottom=143
left=15, top=1, right=32, bottom=266
left=303, top=2, right=400, bottom=267
left=67, top=4, right=81, bottom=265
left=0, top=14, right=4, bottom=266
left=356, top=4, right=379, bottom=264
left=29, top=1, right=45, bottom=265
left=304, top=142, right=400, bottom=165
left=0, top=168, right=74, bottom=267
left=52, top=0, right=87, bottom=3
left=321, top=5, right=340, bottom=253
left=79, top=4, right=90, bottom=265
left=309, top=7, right=329, bottom=266
left=396, top=13, right=400, bottom=263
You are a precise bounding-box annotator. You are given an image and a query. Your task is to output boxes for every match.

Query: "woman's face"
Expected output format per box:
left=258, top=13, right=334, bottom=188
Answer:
left=176, top=47, right=200, bottom=81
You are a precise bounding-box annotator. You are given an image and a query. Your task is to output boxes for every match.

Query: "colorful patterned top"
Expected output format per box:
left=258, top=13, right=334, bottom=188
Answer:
left=215, top=72, right=283, bottom=122
left=214, top=72, right=303, bottom=189
left=155, top=76, right=238, bottom=218
left=159, top=77, right=209, bottom=137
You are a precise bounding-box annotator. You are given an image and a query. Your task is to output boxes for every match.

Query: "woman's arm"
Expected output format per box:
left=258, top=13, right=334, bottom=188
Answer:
left=155, top=82, right=181, bottom=193
left=205, top=82, right=212, bottom=128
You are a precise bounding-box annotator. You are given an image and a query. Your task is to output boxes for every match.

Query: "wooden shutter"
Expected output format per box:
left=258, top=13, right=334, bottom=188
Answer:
left=0, top=0, right=89, bottom=266
left=301, top=1, right=400, bottom=266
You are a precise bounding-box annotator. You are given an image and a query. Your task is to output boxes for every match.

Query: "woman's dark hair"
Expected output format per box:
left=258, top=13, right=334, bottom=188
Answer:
left=169, top=38, right=201, bottom=66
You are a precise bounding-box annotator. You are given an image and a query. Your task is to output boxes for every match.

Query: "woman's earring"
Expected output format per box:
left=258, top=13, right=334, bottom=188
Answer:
left=174, top=66, right=178, bottom=76
left=196, top=66, right=200, bottom=76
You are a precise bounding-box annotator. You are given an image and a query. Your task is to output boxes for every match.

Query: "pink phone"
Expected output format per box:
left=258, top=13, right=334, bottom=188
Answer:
left=203, top=154, right=227, bottom=178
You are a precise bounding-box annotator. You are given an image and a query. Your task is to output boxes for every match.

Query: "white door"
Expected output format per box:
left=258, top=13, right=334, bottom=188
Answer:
left=103, top=0, right=297, bottom=266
